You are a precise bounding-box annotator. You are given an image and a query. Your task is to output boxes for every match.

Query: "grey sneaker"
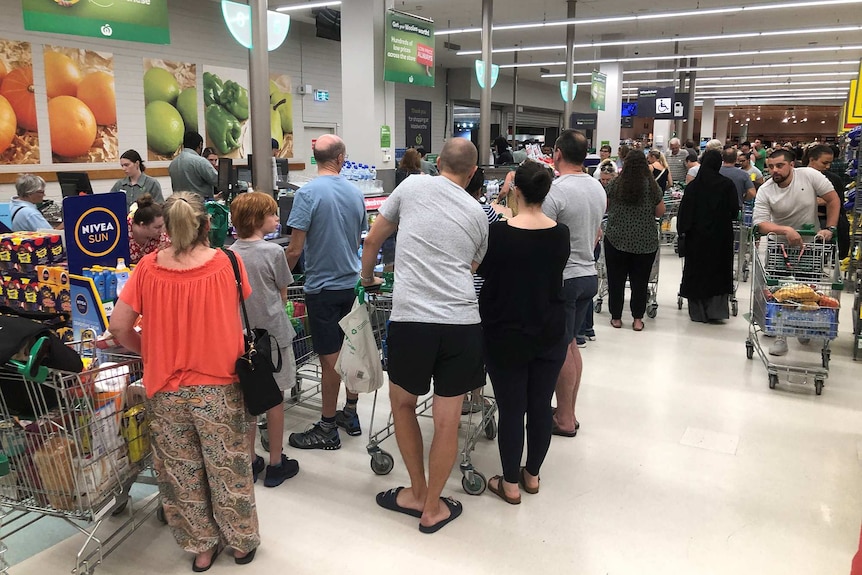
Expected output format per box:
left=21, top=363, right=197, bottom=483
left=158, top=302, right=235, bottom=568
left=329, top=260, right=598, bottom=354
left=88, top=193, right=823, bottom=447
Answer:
left=335, top=409, right=362, bottom=436
left=288, top=423, right=341, bottom=450
left=769, top=337, right=789, bottom=356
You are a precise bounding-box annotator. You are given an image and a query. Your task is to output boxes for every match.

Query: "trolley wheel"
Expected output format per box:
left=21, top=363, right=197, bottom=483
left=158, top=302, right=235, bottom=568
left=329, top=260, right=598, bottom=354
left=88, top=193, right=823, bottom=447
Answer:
left=647, top=305, right=657, bottom=319
left=462, top=471, right=487, bottom=496
left=677, top=296, right=683, bottom=310
left=821, top=349, right=831, bottom=369
left=111, top=498, right=128, bottom=516
left=768, top=373, right=779, bottom=389
left=156, top=505, right=167, bottom=524
left=745, top=341, right=754, bottom=360
left=484, top=417, right=497, bottom=440
left=594, top=299, right=602, bottom=314
left=731, top=299, right=739, bottom=317
left=260, top=430, right=270, bottom=453
left=370, top=451, right=395, bottom=475
left=290, top=382, right=301, bottom=402
left=742, top=268, right=750, bottom=283
left=815, top=379, right=824, bottom=396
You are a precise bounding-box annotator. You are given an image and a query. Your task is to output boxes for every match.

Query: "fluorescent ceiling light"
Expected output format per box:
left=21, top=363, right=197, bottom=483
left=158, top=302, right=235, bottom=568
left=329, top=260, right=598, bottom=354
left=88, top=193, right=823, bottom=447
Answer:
left=436, top=0, right=862, bottom=36
left=499, top=45, right=862, bottom=69
left=456, top=25, right=862, bottom=57
left=696, top=81, right=851, bottom=89
left=276, top=1, right=340, bottom=12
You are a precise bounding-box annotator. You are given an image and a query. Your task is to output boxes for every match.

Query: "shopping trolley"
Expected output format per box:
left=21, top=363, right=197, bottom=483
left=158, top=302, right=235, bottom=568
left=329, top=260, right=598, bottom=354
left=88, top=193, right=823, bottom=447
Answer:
left=745, top=229, right=842, bottom=395
left=0, top=342, right=158, bottom=574
left=362, top=292, right=498, bottom=496
left=595, top=223, right=661, bottom=319
left=258, top=281, right=318, bottom=452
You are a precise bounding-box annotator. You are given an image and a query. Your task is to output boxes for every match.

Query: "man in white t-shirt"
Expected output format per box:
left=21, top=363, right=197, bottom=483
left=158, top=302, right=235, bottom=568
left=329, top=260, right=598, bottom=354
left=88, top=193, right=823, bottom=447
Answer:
left=752, top=148, right=840, bottom=356
left=542, top=130, right=607, bottom=437
left=360, top=138, right=488, bottom=534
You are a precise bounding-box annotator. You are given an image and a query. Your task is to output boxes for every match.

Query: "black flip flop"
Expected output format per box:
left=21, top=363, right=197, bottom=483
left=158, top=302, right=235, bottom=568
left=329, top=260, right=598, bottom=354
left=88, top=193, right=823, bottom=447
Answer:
left=418, top=497, right=463, bottom=534
left=376, top=487, right=422, bottom=518
left=552, top=423, right=577, bottom=437
left=192, top=544, right=222, bottom=572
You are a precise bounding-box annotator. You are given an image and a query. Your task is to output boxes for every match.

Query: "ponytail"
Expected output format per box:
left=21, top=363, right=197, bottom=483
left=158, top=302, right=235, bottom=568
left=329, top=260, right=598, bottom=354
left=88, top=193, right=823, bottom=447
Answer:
left=163, top=192, right=209, bottom=255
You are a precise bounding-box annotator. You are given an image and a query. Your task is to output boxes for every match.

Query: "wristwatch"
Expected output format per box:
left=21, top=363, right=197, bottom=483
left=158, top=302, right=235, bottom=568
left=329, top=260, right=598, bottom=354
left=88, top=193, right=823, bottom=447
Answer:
left=828, top=226, right=837, bottom=234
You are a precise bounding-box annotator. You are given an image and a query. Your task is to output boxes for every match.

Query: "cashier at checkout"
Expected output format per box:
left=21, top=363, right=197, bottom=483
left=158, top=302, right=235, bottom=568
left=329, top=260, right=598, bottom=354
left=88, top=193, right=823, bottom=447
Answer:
left=10, top=174, right=60, bottom=232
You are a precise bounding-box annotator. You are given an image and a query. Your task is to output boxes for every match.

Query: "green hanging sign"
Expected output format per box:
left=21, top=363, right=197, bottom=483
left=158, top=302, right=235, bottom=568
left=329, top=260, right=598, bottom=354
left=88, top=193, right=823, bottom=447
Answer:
left=384, top=11, right=435, bottom=87
left=22, top=0, right=170, bottom=45
left=591, top=71, right=607, bottom=111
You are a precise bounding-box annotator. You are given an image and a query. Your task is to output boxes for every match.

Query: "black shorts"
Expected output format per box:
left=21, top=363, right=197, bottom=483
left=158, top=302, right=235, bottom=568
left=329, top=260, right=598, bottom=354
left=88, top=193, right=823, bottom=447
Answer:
left=386, top=322, right=484, bottom=398
left=305, top=288, right=355, bottom=356
left=562, top=276, right=598, bottom=343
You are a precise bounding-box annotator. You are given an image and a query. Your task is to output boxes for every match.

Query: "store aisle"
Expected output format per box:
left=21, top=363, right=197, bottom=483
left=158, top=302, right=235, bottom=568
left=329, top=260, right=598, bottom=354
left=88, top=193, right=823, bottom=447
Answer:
left=10, top=248, right=862, bottom=575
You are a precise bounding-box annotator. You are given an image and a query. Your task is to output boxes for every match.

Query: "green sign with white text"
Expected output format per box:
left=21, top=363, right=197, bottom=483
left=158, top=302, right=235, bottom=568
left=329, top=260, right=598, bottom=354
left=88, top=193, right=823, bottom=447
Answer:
left=384, top=11, right=434, bottom=87
left=591, top=71, right=607, bottom=111
left=23, top=0, right=170, bottom=45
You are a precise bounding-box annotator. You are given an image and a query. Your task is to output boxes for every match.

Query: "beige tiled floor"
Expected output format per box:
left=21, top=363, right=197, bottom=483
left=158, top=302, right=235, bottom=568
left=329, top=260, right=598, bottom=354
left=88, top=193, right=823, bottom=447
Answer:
left=10, top=248, right=862, bottom=574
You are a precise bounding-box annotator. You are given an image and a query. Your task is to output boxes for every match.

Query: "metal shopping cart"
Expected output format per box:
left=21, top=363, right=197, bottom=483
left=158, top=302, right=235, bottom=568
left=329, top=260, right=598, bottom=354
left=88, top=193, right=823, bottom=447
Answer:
left=363, top=293, right=498, bottom=496
left=745, top=229, right=842, bottom=395
left=595, top=223, right=661, bottom=319
left=258, top=281, right=317, bottom=452
left=0, top=341, right=158, bottom=574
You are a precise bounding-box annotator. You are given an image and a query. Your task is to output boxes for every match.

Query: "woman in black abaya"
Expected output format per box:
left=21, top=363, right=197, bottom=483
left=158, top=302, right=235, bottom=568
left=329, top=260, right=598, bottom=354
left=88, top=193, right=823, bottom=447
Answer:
left=677, top=149, right=739, bottom=322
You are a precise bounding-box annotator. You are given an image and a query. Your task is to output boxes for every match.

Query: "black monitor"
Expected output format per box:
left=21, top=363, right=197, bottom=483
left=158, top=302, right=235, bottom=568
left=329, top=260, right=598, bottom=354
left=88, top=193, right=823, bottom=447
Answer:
left=217, top=158, right=234, bottom=195
left=275, top=158, right=289, bottom=189
left=56, top=172, right=93, bottom=197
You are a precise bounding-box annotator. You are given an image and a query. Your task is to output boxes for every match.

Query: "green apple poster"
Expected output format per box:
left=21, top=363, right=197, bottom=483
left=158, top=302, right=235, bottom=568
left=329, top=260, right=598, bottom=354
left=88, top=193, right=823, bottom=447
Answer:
left=143, top=59, right=197, bottom=161
left=23, top=0, right=170, bottom=45
left=384, top=11, right=435, bottom=88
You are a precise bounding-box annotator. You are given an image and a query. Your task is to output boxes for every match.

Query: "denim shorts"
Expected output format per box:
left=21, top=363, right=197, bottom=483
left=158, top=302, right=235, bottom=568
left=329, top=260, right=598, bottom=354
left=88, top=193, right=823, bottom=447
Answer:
left=562, top=276, right=598, bottom=344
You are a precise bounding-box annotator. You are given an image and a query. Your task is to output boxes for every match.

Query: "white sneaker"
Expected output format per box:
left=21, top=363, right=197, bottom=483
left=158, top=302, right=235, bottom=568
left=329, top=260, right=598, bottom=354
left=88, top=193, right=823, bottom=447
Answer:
left=769, top=337, right=788, bottom=356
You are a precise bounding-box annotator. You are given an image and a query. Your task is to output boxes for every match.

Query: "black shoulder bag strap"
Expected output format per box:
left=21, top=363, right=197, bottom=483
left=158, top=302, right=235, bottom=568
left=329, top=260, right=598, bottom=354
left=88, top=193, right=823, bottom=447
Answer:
left=221, top=248, right=282, bottom=371
left=11, top=206, right=25, bottom=224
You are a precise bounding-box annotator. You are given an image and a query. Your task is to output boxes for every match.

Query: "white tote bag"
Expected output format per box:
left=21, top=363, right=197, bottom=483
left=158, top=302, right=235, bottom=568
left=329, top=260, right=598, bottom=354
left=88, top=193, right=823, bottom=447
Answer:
left=335, top=300, right=384, bottom=394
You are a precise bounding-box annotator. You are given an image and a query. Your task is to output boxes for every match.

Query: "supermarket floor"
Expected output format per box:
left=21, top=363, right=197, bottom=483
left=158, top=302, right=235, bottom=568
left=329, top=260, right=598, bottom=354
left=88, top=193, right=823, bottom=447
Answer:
left=8, top=247, right=862, bottom=575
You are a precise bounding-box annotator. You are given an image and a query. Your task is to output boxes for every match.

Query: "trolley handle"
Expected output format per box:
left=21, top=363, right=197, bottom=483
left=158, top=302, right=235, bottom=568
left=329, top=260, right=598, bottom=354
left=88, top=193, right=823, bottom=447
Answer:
left=6, top=336, right=49, bottom=384
left=355, top=279, right=382, bottom=305
left=753, top=224, right=834, bottom=243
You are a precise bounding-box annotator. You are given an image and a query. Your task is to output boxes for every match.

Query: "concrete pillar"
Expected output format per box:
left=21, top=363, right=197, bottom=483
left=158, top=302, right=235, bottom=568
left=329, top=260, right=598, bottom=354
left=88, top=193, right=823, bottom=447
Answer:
left=700, top=98, right=715, bottom=141
left=595, top=62, right=623, bottom=151
left=340, top=0, right=396, bottom=171
left=479, top=0, right=493, bottom=166
left=249, top=0, right=271, bottom=192
left=563, top=0, right=577, bottom=128
left=715, top=110, right=730, bottom=144
left=653, top=120, right=673, bottom=150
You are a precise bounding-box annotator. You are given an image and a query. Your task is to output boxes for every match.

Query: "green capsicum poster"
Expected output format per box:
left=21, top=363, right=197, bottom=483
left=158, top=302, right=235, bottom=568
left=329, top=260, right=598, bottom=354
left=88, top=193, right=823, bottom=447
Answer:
left=203, top=65, right=251, bottom=159
left=143, top=58, right=196, bottom=161
left=22, top=0, right=170, bottom=45
left=384, top=11, right=435, bottom=88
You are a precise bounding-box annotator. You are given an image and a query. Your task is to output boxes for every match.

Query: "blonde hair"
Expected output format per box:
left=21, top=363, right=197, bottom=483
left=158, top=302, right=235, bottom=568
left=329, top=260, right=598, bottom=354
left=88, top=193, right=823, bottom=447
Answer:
left=163, top=192, right=209, bottom=255
left=648, top=149, right=669, bottom=170
left=230, top=192, right=277, bottom=239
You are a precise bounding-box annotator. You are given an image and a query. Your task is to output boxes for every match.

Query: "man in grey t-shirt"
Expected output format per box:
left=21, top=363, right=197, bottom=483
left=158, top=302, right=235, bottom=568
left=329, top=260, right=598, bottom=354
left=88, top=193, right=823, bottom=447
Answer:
left=719, top=148, right=755, bottom=207
left=361, top=138, right=488, bottom=534
left=541, top=130, right=606, bottom=437
left=666, top=138, right=689, bottom=185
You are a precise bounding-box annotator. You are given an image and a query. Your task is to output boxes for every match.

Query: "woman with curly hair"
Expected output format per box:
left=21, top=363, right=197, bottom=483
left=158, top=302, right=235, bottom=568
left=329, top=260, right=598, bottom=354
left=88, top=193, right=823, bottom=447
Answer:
left=603, top=151, right=665, bottom=331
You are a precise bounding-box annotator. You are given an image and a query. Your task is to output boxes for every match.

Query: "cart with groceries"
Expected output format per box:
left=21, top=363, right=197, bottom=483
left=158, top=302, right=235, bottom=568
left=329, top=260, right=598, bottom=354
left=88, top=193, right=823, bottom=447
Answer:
left=0, top=339, right=158, bottom=574
left=745, top=227, right=842, bottom=395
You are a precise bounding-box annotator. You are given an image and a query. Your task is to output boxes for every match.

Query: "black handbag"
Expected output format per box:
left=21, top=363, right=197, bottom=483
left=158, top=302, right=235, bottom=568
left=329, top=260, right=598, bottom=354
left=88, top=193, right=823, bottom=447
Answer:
left=222, top=249, right=284, bottom=416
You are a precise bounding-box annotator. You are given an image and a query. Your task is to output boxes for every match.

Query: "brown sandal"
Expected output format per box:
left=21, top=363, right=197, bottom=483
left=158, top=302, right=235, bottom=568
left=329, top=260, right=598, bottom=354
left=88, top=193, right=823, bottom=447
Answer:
left=610, top=319, right=622, bottom=328
left=488, top=475, right=521, bottom=505
left=519, top=467, right=539, bottom=494
left=633, top=319, right=644, bottom=331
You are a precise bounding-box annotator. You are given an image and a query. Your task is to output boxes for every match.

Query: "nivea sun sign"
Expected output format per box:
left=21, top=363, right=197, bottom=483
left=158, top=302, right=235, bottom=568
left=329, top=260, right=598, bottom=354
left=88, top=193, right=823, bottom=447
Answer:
left=63, top=192, right=130, bottom=275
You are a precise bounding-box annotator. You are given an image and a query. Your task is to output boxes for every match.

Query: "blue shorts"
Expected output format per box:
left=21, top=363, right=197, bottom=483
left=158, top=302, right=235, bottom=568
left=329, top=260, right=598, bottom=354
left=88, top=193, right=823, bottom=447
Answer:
left=562, top=276, right=598, bottom=344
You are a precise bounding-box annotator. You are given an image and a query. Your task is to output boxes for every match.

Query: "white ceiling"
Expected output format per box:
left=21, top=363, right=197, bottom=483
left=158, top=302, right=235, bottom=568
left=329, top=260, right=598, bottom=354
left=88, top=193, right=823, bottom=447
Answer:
left=274, top=0, right=861, bottom=110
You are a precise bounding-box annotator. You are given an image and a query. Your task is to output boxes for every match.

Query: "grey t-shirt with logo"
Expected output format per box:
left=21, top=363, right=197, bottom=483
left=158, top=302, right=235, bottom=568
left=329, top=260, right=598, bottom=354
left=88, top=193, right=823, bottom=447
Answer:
left=378, top=174, right=488, bottom=325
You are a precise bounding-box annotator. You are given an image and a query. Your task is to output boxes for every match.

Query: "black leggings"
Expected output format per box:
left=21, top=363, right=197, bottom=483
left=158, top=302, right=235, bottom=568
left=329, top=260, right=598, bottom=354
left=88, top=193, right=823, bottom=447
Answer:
left=604, top=238, right=657, bottom=320
left=485, top=339, right=567, bottom=484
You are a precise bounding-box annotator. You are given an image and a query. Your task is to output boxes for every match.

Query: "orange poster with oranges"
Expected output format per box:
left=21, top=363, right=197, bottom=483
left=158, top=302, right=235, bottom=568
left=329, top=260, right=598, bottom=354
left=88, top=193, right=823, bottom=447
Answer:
left=43, top=45, right=117, bottom=163
left=0, top=40, right=39, bottom=165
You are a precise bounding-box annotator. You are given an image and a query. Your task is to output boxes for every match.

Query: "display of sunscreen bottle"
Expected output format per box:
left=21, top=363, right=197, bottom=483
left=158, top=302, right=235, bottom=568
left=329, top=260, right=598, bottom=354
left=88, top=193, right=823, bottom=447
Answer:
left=115, top=258, right=129, bottom=297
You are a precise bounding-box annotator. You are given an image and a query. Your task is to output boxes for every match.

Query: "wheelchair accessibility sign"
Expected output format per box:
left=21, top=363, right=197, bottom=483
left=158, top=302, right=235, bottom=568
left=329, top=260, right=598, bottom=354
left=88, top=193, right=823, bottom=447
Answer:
left=656, top=98, right=672, bottom=115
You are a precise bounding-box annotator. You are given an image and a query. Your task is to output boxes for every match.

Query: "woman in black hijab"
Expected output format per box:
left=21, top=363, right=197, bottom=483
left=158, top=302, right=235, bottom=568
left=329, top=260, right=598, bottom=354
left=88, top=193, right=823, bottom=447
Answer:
left=677, top=149, right=739, bottom=323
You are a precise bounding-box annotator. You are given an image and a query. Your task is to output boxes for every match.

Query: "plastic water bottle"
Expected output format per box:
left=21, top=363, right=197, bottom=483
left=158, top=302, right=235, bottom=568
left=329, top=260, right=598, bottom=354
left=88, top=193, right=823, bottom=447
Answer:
left=370, top=165, right=377, bottom=180
left=115, top=258, right=129, bottom=297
